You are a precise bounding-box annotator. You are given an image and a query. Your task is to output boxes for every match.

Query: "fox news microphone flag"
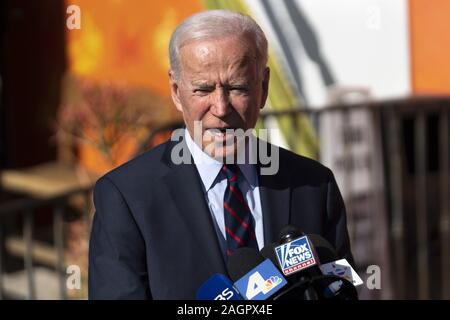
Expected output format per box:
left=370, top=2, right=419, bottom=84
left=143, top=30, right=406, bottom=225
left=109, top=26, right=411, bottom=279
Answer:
left=268, top=225, right=359, bottom=299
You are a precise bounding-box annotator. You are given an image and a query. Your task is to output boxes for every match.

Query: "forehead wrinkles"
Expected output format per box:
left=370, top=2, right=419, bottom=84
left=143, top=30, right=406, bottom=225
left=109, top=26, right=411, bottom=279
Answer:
left=186, top=62, right=255, bottom=88
left=185, top=60, right=255, bottom=87
left=179, top=37, right=258, bottom=81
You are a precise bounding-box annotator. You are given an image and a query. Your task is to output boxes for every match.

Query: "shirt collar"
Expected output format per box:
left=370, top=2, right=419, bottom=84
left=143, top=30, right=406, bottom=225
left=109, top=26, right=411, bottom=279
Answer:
left=184, top=128, right=258, bottom=191
left=185, top=128, right=223, bottom=192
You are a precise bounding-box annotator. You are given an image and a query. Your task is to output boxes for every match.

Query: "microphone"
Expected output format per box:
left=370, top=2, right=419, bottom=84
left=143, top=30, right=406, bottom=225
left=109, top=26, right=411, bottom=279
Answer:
left=227, top=247, right=264, bottom=281
left=259, top=241, right=279, bottom=266
left=260, top=238, right=339, bottom=300
left=306, top=233, right=362, bottom=297
left=268, top=225, right=359, bottom=300
left=279, top=225, right=304, bottom=244
left=274, top=226, right=321, bottom=299
left=307, top=233, right=340, bottom=264
left=196, top=273, right=243, bottom=300
left=226, top=247, right=288, bottom=300
left=319, top=259, right=363, bottom=288
left=307, top=234, right=359, bottom=299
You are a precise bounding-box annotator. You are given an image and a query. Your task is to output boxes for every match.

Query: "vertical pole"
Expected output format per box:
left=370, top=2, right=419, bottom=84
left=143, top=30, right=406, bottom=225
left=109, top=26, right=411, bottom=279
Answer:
left=415, top=112, right=429, bottom=299
left=23, top=210, right=35, bottom=300
left=54, top=205, right=67, bottom=300
left=439, top=109, right=450, bottom=299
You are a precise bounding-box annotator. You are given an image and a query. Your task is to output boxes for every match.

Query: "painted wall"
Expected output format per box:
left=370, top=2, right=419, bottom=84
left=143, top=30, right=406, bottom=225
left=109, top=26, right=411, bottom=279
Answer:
left=410, top=0, right=450, bottom=94
left=66, top=0, right=203, bottom=95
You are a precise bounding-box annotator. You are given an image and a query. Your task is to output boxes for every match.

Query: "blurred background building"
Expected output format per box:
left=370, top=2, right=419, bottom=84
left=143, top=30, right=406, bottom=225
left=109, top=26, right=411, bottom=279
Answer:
left=0, top=0, right=449, bottom=299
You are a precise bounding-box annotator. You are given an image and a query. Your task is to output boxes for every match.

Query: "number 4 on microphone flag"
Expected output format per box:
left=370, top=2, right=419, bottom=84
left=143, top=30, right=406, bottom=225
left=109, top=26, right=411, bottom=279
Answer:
left=234, top=259, right=288, bottom=300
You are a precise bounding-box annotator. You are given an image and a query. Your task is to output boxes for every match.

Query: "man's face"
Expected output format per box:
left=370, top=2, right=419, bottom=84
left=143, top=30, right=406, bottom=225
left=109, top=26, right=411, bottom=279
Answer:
left=169, top=35, right=270, bottom=160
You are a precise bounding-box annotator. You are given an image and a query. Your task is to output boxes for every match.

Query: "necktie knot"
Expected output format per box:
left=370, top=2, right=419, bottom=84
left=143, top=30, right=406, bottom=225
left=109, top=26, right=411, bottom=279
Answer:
left=222, top=164, right=240, bottom=182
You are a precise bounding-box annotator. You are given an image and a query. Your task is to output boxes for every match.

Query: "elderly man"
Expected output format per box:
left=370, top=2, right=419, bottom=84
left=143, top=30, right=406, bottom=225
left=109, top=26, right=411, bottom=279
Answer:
left=89, top=10, right=353, bottom=300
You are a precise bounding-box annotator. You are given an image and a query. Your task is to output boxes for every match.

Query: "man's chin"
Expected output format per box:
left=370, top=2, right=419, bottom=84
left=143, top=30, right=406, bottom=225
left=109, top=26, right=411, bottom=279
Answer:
left=201, top=133, right=248, bottom=163
left=200, top=141, right=241, bottom=162
left=204, top=146, right=237, bottom=163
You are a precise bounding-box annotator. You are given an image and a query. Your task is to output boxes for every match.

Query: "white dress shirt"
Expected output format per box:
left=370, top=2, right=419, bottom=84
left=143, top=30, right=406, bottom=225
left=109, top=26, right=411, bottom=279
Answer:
left=184, top=128, right=265, bottom=250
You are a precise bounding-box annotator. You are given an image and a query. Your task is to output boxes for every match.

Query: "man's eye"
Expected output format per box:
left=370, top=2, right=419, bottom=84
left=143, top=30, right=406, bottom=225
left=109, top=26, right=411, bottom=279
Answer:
left=230, top=87, right=248, bottom=93
left=194, top=88, right=212, bottom=93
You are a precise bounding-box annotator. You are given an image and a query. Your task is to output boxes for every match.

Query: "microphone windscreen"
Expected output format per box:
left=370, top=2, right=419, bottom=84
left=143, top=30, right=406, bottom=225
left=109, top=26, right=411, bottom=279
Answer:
left=227, top=247, right=264, bottom=282
left=307, top=234, right=339, bottom=264
left=279, top=225, right=304, bottom=241
left=259, top=242, right=279, bottom=267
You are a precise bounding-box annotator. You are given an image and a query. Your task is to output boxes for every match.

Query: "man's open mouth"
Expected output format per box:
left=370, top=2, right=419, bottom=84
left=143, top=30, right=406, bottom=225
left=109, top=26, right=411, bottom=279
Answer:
left=206, top=127, right=237, bottom=136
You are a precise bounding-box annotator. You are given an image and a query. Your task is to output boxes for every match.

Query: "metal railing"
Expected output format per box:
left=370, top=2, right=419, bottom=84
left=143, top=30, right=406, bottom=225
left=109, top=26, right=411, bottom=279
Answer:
left=0, top=95, right=448, bottom=299
left=259, top=96, right=450, bottom=299
left=0, top=186, right=93, bottom=299
left=138, top=95, right=450, bottom=299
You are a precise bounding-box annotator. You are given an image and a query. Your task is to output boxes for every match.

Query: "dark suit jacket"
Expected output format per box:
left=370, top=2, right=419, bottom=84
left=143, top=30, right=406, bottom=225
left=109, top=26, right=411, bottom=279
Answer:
left=88, top=138, right=354, bottom=299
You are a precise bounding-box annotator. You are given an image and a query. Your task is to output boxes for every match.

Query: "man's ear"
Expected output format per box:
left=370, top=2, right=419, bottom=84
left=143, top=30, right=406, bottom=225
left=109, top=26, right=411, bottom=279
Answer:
left=169, top=70, right=183, bottom=112
left=260, top=67, right=270, bottom=109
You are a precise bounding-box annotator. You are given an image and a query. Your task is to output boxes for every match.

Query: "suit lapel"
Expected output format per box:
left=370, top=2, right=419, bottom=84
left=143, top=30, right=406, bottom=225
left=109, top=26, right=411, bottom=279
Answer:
left=161, top=139, right=227, bottom=275
left=257, top=142, right=291, bottom=246
left=159, top=137, right=291, bottom=269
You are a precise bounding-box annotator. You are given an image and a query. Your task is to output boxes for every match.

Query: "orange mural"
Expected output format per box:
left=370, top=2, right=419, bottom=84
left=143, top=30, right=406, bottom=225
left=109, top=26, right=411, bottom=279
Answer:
left=66, top=0, right=204, bottom=96
left=62, top=1, right=204, bottom=174
left=409, top=0, right=450, bottom=94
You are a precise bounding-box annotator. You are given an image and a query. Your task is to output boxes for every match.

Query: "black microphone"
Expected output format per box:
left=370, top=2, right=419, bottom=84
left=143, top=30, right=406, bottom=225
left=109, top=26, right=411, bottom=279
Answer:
left=307, top=233, right=339, bottom=264
left=264, top=225, right=358, bottom=300
left=257, top=226, right=321, bottom=299
left=279, top=225, right=304, bottom=243
left=306, top=234, right=359, bottom=300
left=259, top=241, right=311, bottom=300
left=277, top=225, right=321, bottom=300
left=259, top=241, right=279, bottom=266
left=227, top=247, right=264, bottom=281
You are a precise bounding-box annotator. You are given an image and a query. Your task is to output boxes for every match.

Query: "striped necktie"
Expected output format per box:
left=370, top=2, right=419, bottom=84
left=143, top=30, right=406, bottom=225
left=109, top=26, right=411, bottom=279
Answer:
left=222, top=164, right=258, bottom=257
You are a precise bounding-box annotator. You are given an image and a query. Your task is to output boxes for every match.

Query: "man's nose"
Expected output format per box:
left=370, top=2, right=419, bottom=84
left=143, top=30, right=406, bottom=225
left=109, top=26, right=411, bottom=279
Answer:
left=210, top=88, right=231, bottom=117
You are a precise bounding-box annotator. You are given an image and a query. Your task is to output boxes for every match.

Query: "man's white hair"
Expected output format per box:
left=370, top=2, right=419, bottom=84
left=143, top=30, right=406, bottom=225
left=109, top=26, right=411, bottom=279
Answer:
left=169, top=10, right=268, bottom=78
